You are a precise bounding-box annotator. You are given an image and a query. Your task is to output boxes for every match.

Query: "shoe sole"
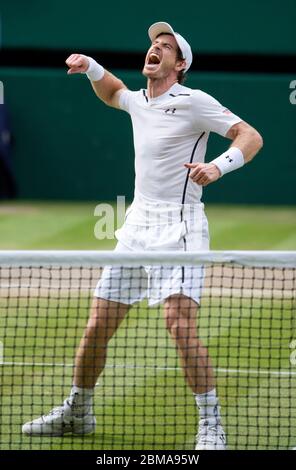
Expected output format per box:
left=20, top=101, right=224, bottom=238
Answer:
left=195, top=445, right=226, bottom=450
left=22, top=424, right=96, bottom=437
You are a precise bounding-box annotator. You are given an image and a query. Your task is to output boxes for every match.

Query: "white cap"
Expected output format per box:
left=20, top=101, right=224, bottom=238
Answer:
left=148, top=21, right=193, bottom=72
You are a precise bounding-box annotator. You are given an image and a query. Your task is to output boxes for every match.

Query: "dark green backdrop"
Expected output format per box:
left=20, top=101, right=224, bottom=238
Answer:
left=1, top=0, right=295, bottom=54
left=1, top=68, right=295, bottom=204
left=0, top=0, right=295, bottom=203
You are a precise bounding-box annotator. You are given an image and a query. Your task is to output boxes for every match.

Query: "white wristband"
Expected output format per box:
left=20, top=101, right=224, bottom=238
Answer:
left=84, top=56, right=105, bottom=82
left=211, top=147, right=245, bottom=176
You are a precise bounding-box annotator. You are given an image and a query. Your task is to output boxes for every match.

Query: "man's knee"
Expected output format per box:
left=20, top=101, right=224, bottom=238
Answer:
left=164, top=294, right=198, bottom=342
left=166, top=317, right=192, bottom=343
left=85, top=298, right=129, bottom=341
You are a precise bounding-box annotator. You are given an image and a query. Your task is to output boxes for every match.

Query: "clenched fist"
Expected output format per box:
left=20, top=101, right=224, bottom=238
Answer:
left=65, top=54, right=89, bottom=74
left=184, top=162, right=221, bottom=186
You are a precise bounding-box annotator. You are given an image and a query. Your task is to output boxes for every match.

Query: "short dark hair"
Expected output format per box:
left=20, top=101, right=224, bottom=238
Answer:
left=155, top=33, right=187, bottom=84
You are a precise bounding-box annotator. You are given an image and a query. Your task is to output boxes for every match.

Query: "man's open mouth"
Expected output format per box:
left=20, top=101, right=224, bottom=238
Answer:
left=147, top=52, right=161, bottom=65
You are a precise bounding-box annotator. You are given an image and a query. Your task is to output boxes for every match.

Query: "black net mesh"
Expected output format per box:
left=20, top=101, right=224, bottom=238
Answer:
left=0, top=258, right=295, bottom=450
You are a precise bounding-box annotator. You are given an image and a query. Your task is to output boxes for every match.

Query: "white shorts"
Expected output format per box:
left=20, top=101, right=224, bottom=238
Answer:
left=94, top=205, right=209, bottom=307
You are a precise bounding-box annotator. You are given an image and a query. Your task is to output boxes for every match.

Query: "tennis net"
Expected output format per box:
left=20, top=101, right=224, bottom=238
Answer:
left=0, top=250, right=295, bottom=450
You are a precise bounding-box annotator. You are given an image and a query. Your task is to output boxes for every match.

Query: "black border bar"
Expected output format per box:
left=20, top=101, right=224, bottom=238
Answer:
left=0, top=48, right=296, bottom=74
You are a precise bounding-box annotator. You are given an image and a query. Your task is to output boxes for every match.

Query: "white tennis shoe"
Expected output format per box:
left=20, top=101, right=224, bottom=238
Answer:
left=195, top=420, right=226, bottom=450
left=22, top=400, right=96, bottom=436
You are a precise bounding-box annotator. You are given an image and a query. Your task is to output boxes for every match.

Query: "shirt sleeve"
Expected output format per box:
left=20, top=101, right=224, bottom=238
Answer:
left=118, top=89, right=135, bottom=113
left=191, top=90, right=242, bottom=136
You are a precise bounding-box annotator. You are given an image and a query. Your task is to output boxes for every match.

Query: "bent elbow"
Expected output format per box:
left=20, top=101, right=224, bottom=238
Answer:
left=253, top=131, right=264, bottom=151
left=246, top=129, right=264, bottom=156
left=257, top=133, right=264, bottom=151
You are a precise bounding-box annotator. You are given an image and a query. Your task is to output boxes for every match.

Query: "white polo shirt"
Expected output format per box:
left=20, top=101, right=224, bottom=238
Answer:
left=119, top=82, right=241, bottom=223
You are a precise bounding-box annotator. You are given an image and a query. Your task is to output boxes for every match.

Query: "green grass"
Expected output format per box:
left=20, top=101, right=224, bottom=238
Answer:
left=0, top=201, right=295, bottom=450
left=0, top=201, right=295, bottom=250
left=1, top=296, right=295, bottom=450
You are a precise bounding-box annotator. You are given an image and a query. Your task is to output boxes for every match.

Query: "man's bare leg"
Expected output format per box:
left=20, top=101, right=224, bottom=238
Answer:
left=22, top=297, right=130, bottom=436
left=164, top=294, right=215, bottom=394
left=74, top=298, right=130, bottom=388
left=164, top=294, right=226, bottom=450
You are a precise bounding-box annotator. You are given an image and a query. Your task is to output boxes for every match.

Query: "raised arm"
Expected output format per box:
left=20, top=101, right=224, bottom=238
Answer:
left=65, top=54, right=127, bottom=109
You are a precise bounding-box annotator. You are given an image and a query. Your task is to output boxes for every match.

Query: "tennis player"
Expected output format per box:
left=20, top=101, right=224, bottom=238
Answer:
left=22, top=22, right=263, bottom=450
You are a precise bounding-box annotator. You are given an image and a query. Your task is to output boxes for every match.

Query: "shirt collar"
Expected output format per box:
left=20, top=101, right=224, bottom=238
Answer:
left=143, top=83, right=182, bottom=104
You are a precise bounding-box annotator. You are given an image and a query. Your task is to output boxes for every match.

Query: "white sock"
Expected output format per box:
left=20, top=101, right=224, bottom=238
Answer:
left=67, top=385, right=95, bottom=417
left=194, top=388, right=221, bottom=425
